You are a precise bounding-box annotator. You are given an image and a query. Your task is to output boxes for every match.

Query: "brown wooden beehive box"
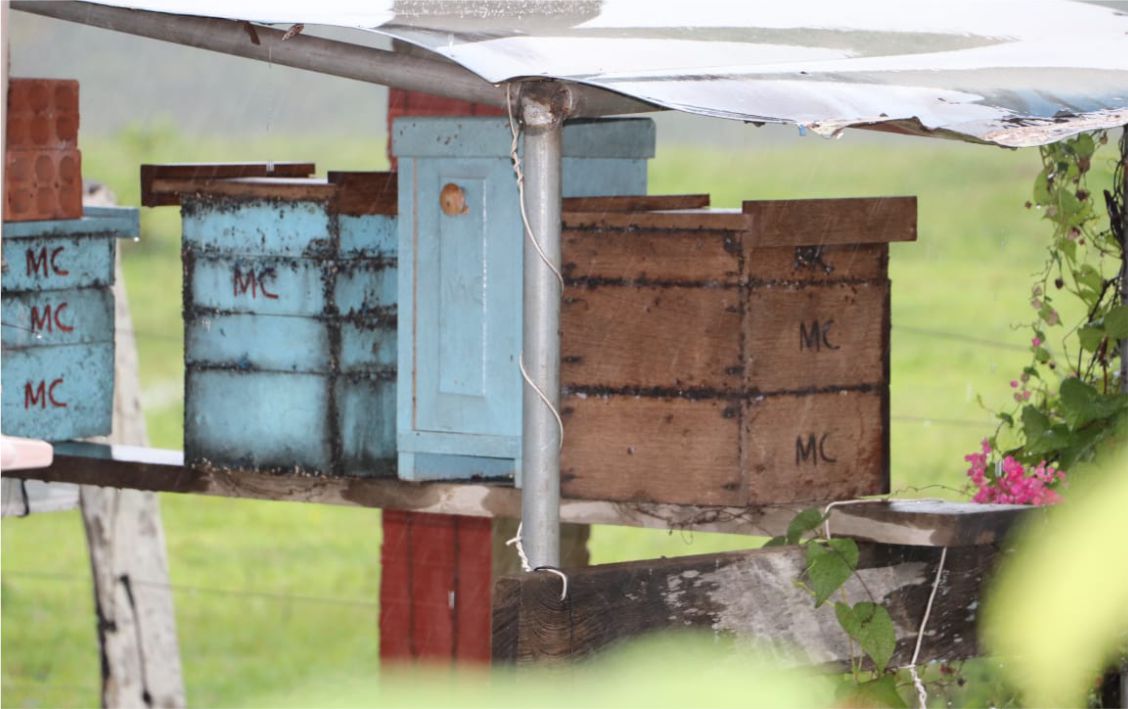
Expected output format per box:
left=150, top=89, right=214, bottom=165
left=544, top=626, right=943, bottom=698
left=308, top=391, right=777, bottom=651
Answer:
left=558, top=195, right=916, bottom=507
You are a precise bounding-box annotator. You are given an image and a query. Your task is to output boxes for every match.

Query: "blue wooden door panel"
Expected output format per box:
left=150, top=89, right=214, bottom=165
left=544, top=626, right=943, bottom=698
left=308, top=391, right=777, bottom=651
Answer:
left=182, top=200, right=333, bottom=256
left=189, top=255, right=327, bottom=316
left=1, top=235, right=114, bottom=292
left=185, top=369, right=332, bottom=471
left=412, top=158, right=521, bottom=437
left=2, top=287, right=113, bottom=347
left=340, top=323, right=397, bottom=372
left=400, top=452, right=515, bottom=482
left=1, top=342, right=114, bottom=440
left=334, top=261, right=397, bottom=316
left=185, top=313, right=331, bottom=372
left=339, top=214, right=397, bottom=258
left=337, top=377, right=396, bottom=475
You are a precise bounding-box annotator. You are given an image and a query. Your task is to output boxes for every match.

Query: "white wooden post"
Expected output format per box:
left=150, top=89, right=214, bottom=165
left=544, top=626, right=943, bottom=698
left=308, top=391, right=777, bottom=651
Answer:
left=79, top=188, right=186, bottom=708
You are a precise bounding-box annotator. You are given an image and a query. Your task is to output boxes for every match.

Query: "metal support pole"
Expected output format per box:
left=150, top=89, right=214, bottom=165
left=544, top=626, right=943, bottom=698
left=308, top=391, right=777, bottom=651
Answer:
left=11, top=1, right=659, bottom=118
left=519, top=85, right=567, bottom=569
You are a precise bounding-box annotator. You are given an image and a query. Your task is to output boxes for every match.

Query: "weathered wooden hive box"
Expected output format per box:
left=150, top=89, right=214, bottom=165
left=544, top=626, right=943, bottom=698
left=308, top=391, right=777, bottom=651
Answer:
left=392, top=116, right=655, bottom=482
left=1, top=207, right=139, bottom=439
left=559, top=198, right=915, bottom=505
left=177, top=172, right=398, bottom=475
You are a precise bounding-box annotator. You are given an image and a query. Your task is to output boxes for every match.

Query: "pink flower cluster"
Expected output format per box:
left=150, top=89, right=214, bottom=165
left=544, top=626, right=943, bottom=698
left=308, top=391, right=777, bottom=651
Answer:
left=965, top=439, right=1066, bottom=505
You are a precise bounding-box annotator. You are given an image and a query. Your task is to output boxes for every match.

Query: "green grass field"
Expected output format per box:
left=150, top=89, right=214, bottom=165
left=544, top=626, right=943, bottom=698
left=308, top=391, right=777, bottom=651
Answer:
left=4, top=125, right=1112, bottom=707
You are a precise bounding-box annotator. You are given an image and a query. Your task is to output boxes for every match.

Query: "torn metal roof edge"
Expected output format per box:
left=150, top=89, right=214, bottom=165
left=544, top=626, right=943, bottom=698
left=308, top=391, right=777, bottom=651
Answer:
left=12, top=0, right=1128, bottom=146
left=10, top=0, right=659, bottom=119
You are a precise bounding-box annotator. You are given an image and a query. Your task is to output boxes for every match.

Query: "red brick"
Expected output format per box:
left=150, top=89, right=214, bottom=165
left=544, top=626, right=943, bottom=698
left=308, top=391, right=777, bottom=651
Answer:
left=6, top=79, right=80, bottom=150
left=4, top=148, right=83, bottom=221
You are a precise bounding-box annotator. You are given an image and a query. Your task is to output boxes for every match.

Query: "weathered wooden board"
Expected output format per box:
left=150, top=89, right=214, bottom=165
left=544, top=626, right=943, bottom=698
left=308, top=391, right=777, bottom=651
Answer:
left=563, top=229, right=739, bottom=284
left=745, top=390, right=886, bottom=504
left=492, top=542, right=996, bottom=668
left=559, top=390, right=885, bottom=507
left=1, top=443, right=1031, bottom=545
left=742, top=197, right=917, bottom=248
left=744, top=244, right=888, bottom=284
left=561, top=194, right=710, bottom=213
left=562, top=286, right=743, bottom=391
left=140, top=162, right=315, bottom=206
left=744, top=283, right=889, bottom=391
left=562, top=197, right=916, bottom=247
left=561, top=397, right=744, bottom=506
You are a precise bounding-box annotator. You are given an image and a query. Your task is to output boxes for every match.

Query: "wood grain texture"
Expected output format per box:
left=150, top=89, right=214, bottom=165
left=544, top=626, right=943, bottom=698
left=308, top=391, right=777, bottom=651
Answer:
left=562, top=197, right=915, bottom=247
left=745, top=390, right=886, bottom=504
left=81, top=249, right=185, bottom=708
left=563, top=208, right=750, bottom=233
left=742, top=197, right=917, bottom=247
left=744, top=244, right=887, bottom=283
left=745, top=283, right=888, bottom=391
left=563, top=229, right=739, bottom=284
left=1, top=443, right=1029, bottom=544
left=326, top=171, right=397, bottom=215
left=562, top=286, right=743, bottom=391
left=560, top=396, right=744, bottom=506
left=492, top=542, right=998, bottom=668
left=140, top=162, right=315, bottom=206
left=152, top=176, right=337, bottom=203
left=562, top=194, right=709, bottom=212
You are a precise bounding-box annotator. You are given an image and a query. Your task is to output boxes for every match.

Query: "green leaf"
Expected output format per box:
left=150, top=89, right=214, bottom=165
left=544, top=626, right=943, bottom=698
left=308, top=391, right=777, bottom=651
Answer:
left=786, top=508, right=825, bottom=544
left=1104, top=305, right=1128, bottom=340
left=805, top=538, right=858, bottom=607
left=835, top=601, right=897, bottom=673
left=1072, top=132, right=1096, bottom=159
left=1076, top=264, right=1103, bottom=294
left=1059, top=379, right=1127, bottom=430
left=1078, top=325, right=1105, bottom=353
left=1033, top=171, right=1051, bottom=205
left=838, top=674, right=908, bottom=708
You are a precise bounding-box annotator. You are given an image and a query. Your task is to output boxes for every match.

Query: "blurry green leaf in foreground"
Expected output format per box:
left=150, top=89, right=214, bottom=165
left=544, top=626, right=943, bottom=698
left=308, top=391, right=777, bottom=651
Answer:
left=250, top=633, right=833, bottom=708
left=983, top=436, right=1128, bottom=707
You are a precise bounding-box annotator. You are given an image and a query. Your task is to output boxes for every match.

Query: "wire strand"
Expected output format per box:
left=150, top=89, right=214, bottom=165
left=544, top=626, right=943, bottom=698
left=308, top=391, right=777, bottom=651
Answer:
left=908, top=546, right=949, bottom=709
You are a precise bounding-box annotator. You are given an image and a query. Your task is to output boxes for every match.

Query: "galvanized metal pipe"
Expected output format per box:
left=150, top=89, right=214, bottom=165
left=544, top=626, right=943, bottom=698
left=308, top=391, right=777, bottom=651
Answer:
left=11, top=0, right=658, bottom=118
left=519, top=87, right=565, bottom=569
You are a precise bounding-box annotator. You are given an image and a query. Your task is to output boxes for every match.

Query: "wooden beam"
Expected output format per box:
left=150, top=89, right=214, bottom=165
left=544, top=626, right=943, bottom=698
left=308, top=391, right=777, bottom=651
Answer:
left=1, top=444, right=1030, bottom=544
left=140, top=162, right=315, bottom=206
left=493, top=542, right=998, bottom=668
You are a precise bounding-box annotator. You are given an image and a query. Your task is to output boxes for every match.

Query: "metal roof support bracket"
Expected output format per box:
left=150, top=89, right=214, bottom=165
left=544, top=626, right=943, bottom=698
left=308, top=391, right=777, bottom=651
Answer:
left=517, top=81, right=570, bottom=570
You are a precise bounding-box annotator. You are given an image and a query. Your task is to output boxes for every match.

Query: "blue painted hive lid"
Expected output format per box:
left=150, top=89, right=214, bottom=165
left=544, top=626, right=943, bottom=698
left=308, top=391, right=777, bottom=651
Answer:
left=2, top=206, right=139, bottom=240
left=391, top=117, right=656, bottom=160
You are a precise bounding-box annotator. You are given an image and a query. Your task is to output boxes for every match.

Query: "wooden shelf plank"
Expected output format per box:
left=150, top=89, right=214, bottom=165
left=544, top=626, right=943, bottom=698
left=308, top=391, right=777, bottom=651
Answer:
left=0, top=443, right=1030, bottom=545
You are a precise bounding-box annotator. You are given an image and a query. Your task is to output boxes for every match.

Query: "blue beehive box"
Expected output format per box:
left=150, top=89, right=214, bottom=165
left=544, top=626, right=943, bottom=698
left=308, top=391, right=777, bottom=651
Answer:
left=179, top=174, right=398, bottom=475
left=1, top=207, right=138, bottom=440
left=392, top=117, right=656, bottom=482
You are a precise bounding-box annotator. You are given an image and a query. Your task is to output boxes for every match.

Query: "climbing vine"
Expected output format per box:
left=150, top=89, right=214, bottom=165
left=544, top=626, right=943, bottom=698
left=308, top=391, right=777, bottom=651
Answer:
left=968, top=130, right=1128, bottom=502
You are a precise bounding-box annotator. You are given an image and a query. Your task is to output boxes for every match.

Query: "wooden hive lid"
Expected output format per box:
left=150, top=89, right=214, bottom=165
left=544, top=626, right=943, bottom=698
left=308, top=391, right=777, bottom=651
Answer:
left=140, top=163, right=397, bottom=216
left=564, top=194, right=917, bottom=247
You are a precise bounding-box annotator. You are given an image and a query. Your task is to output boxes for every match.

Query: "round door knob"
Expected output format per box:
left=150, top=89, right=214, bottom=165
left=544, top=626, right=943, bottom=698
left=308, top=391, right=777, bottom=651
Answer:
left=440, top=183, right=469, bottom=216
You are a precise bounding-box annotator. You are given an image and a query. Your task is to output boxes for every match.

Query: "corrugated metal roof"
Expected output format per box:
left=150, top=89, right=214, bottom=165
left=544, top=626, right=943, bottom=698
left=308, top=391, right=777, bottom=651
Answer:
left=85, top=1, right=1128, bottom=145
